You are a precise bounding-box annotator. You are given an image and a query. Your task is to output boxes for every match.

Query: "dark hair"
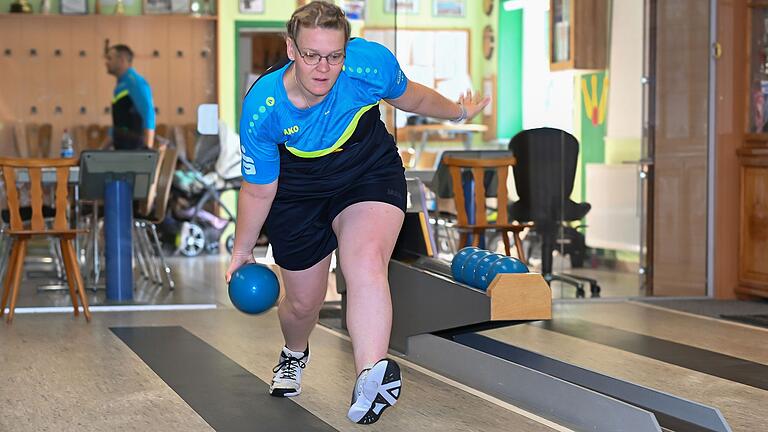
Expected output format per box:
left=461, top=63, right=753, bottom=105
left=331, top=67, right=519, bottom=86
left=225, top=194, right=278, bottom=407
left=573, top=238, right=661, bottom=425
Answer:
left=109, top=44, right=134, bottom=63
left=286, top=1, right=350, bottom=43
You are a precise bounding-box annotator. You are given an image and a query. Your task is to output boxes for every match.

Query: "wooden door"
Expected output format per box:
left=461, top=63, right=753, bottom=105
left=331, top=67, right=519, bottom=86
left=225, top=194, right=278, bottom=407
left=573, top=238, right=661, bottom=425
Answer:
left=651, top=0, right=710, bottom=296
left=46, top=18, right=74, bottom=152
left=168, top=19, right=193, bottom=126
left=0, top=17, right=21, bottom=124
left=739, top=152, right=768, bottom=295
left=191, top=21, right=217, bottom=108
left=96, top=16, right=122, bottom=125
left=70, top=16, right=99, bottom=127
left=19, top=17, right=49, bottom=128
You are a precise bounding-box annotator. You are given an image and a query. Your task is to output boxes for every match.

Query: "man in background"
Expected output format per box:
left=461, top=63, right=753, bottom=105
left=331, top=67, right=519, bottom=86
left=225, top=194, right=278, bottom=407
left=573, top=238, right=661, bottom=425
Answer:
left=104, top=44, right=156, bottom=149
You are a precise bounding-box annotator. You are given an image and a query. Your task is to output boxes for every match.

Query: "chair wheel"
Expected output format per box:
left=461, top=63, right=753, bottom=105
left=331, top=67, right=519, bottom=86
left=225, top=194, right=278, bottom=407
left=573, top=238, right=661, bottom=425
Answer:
left=590, top=284, right=601, bottom=297
left=576, top=288, right=586, bottom=298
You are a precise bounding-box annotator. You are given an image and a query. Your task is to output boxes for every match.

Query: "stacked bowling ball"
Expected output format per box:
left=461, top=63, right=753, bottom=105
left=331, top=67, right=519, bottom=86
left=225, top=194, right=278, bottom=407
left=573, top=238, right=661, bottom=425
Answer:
left=450, top=247, right=529, bottom=290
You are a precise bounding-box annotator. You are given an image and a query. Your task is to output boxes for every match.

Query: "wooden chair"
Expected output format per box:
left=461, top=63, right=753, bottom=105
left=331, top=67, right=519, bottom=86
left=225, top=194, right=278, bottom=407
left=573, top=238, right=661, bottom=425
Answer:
left=85, top=124, right=108, bottom=150
left=0, top=157, right=90, bottom=323
left=441, top=156, right=531, bottom=261
left=135, top=145, right=178, bottom=288
left=155, top=124, right=170, bottom=143
left=13, top=122, right=53, bottom=158
left=173, top=124, right=199, bottom=162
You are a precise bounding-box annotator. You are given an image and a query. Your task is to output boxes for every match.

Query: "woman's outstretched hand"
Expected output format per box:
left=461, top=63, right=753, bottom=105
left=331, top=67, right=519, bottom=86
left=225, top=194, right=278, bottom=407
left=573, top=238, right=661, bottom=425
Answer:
left=458, top=90, right=491, bottom=121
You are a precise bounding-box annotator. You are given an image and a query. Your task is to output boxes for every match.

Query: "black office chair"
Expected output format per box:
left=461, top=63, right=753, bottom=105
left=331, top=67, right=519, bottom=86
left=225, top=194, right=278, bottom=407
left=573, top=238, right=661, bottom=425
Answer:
left=508, top=127, right=600, bottom=298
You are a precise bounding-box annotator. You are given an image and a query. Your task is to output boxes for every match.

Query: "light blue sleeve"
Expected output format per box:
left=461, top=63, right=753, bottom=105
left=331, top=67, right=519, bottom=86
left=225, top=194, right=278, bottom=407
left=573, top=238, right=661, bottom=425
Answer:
left=240, top=95, right=280, bottom=184
left=128, top=76, right=156, bottom=130
left=356, top=40, right=408, bottom=100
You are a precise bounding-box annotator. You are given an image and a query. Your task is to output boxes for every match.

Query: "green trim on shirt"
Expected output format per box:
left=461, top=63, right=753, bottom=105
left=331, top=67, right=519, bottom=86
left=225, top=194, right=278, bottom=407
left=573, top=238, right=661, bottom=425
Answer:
left=285, top=103, right=378, bottom=158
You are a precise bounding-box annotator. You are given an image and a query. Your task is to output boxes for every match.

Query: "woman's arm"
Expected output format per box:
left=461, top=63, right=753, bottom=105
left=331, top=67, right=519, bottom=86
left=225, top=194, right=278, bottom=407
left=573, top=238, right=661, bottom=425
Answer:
left=385, top=80, right=490, bottom=122
left=226, top=180, right=278, bottom=281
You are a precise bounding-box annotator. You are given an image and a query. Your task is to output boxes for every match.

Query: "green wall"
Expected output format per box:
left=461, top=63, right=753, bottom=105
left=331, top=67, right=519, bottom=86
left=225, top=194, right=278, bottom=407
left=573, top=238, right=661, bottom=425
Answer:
left=497, top=6, right=522, bottom=140
left=0, top=0, right=142, bottom=15
left=218, top=0, right=295, bottom=129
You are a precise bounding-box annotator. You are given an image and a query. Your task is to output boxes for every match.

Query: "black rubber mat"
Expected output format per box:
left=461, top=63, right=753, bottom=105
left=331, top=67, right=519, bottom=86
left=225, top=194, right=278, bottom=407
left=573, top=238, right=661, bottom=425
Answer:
left=720, top=314, right=768, bottom=329
left=111, top=326, right=337, bottom=432
left=533, top=318, right=768, bottom=391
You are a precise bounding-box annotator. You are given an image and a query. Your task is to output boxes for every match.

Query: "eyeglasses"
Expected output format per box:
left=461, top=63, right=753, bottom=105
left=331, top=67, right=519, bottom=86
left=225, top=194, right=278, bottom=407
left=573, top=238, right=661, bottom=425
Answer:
left=293, top=42, right=345, bottom=66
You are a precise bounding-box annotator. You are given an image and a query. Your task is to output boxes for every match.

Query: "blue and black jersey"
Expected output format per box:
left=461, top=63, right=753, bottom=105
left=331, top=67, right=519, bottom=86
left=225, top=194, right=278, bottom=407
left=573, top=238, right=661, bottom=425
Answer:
left=239, top=38, right=408, bottom=184
left=112, top=68, right=156, bottom=150
left=239, top=38, right=410, bottom=271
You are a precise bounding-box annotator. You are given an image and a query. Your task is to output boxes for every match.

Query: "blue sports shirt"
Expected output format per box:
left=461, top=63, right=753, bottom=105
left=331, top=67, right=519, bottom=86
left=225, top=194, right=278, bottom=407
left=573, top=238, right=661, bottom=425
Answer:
left=112, top=67, right=156, bottom=149
left=239, top=38, right=408, bottom=184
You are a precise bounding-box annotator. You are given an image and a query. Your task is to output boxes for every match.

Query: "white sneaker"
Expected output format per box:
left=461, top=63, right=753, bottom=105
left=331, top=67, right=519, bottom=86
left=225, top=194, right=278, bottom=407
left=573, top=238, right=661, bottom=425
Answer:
left=269, top=346, right=310, bottom=397
left=347, top=359, right=402, bottom=424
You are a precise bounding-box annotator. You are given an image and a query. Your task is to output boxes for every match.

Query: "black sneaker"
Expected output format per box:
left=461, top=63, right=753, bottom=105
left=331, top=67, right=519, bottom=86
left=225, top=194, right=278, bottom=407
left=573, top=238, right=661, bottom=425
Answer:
left=347, top=359, right=402, bottom=424
left=269, top=346, right=310, bottom=397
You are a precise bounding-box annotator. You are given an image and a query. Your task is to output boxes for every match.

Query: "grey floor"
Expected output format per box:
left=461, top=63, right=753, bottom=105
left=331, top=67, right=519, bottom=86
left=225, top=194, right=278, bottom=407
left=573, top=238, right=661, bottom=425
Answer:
left=4, top=252, right=768, bottom=431
left=1, top=254, right=564, bottom=432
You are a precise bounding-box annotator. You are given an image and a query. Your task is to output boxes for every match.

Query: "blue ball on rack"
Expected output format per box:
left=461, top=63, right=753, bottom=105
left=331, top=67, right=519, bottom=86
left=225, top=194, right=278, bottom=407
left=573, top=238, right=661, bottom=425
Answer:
left=451, top=247, right=481, bottom=282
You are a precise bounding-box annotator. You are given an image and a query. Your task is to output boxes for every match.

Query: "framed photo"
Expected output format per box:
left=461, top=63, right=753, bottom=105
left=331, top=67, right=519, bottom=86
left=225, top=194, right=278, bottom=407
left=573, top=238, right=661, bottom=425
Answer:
left=60, top=0, right=88, bottom=14
left=144, top=0, right=172, bottom=14
left=239, top=0, right=264, bottom=14
left=170, top=0, right=191, bottom=13
left=433, top=0, right=464, bottom=18
left=342, top=0, right=365, bottom=20
left=384, top=0, right=419, bottom=15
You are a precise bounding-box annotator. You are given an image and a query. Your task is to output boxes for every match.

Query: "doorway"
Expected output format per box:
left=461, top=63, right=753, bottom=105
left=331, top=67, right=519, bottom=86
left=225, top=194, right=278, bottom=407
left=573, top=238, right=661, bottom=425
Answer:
left=235, top=24, right=287, bottom=128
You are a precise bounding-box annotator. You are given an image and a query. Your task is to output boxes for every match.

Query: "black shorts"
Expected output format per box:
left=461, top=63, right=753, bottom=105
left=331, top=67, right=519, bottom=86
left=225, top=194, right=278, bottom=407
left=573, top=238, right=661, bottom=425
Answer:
left=264, top=130, right=406, bottom=271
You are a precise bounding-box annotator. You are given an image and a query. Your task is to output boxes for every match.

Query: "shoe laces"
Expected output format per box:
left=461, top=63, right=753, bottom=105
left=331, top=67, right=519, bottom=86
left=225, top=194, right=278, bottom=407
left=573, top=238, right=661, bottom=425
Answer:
left=273, top=354, right=307, bottom=380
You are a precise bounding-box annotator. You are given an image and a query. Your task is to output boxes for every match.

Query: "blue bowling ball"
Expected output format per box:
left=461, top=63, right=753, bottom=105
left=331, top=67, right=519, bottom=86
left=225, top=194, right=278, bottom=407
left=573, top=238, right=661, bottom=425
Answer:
left=461, top=250, right=493, bottom=284
left=228, top=263, right=280, bottom=314
left=451, top=247, right=480, bottom=282
left=474, top=253, right=506, bottom=290
left=485, top=256, right=529, bottom=288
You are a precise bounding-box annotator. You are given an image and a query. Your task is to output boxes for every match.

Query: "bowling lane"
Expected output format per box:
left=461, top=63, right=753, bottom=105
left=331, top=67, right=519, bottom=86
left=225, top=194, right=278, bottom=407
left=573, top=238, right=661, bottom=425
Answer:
left=480, top=321, right=768, bottom=432
left=0, top=309, right=566, bottom=432
left=553, top=301, right=768, bottom=365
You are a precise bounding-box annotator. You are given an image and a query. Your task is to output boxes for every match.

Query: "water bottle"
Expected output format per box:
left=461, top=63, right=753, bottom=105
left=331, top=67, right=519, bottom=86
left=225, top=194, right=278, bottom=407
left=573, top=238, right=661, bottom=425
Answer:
left=60, top=129, right=74, bottom=158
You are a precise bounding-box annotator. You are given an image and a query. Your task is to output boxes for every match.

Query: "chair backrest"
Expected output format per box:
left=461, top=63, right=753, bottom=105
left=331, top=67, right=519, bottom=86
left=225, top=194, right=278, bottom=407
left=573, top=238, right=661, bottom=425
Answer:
left=155, top=124, right=170, bottom=142
left=85, top=124, right=108, bottom=150
left=13, top=123, right=53, bottom=158
left=508, top=127, right=580, bottom=223
left=150, top=145, right=178, bottom=223
left=173, top=124, right=199, bottom=163
left=72, top=125, right=87, bottom=157
left=441, top=156, right=515, bottom=228
left=415, top=150, right=438, bottom=170
left=137, top=145, right=167, bottom=217
left=0, top=157, right=77, bottom=233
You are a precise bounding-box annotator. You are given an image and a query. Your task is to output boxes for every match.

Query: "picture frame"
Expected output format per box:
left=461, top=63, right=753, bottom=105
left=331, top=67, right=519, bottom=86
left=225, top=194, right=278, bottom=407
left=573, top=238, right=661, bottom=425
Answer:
left=433, top=0, right=464, bottom=18
left=342, top=0, right=365, bottom=21
left=170, top=0, right=191, bottom=13
left=60, top=0, right=88, bottom=14
left=239, top=0, right=264, bottom=14
left=384, top=0, right=419, bottom=15
left=143, top=0, right=172, bottom=14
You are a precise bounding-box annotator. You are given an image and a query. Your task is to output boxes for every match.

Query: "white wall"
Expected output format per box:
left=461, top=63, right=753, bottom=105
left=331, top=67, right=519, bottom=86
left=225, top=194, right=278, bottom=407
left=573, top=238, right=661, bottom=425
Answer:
left=521, top=1, right=576, bottom=135
left=605, top=0, right=643, bottom=141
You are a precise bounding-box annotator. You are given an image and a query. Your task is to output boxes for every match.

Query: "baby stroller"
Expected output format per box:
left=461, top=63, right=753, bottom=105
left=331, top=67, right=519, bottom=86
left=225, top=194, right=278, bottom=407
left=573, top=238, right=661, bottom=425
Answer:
left=171, top=121, right=242, bottom=257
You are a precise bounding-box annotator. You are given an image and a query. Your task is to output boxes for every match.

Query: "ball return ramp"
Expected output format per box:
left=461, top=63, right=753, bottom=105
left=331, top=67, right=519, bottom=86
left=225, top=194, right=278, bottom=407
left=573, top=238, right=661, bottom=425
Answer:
left=335, top=179, right=732, bottom=432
